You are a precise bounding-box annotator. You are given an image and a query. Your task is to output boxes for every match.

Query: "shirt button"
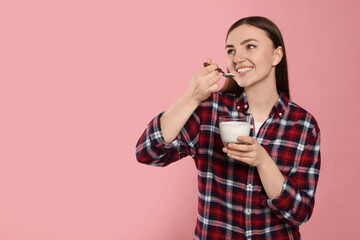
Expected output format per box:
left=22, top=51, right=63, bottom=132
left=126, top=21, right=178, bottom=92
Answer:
left=245, top=209, right=251, bottom=215
left=246, top=184, right=253, bottom=191
left=279, top=112, right=283, bottom=117
left=236, top=106, right=240, bottom=110
left=244, top=104, right=248, bottom=109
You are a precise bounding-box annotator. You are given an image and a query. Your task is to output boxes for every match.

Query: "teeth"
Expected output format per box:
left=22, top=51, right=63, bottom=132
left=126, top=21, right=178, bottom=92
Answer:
left=237, top=67, right=253, bottom=73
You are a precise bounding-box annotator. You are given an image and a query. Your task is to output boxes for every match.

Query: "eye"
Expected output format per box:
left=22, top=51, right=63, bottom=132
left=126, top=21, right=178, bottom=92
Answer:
left=227, top=49, right=235, bottom=55
left=247, top=44, right=256, bottom=50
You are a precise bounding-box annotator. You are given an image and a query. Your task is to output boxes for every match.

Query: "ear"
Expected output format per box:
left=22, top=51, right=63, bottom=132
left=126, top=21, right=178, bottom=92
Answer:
left=272, top=46, right=283, bottom=66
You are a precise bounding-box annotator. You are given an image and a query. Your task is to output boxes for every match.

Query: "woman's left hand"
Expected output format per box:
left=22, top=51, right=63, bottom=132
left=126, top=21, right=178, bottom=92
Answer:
left=222, top=136, right=268, bottom=167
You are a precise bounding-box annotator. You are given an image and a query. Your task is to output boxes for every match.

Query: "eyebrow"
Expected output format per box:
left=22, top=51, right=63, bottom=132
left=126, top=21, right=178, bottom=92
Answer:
left=225, top=38, right=259, bottom=48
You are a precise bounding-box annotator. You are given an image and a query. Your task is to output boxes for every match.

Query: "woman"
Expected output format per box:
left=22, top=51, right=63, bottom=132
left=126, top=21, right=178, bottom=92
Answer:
left=136, top=16, right=320, bottom=240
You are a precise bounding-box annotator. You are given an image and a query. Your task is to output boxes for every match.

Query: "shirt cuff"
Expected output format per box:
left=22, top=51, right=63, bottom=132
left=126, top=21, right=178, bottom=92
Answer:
left=261, top=177, right=297, bottom=212
left=148, top=112, right=181, bottom=151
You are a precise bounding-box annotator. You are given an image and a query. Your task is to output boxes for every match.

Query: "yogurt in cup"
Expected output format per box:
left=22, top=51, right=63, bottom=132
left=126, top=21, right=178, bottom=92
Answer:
left=219, top=116, right=251, bottom=145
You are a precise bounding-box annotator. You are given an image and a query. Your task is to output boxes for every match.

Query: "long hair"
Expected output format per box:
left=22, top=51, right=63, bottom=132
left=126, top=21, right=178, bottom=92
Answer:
left=221, top=16, right=290, bottom=99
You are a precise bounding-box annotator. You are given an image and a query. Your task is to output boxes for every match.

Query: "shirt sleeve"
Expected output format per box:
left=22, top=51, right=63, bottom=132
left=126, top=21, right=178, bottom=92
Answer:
left=135, top=110, right=200, bottom=167
left=261, top=121, right=321, bottom=227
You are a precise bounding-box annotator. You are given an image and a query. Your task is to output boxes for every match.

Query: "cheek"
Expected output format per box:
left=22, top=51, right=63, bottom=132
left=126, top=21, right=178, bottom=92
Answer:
left=226, top=57, right=234, bottom=70
left=254, top=53, right=274, bottom=69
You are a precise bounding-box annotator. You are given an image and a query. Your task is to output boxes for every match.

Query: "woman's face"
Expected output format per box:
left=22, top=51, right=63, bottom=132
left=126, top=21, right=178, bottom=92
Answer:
left=225, top=24, right=283, bottom=89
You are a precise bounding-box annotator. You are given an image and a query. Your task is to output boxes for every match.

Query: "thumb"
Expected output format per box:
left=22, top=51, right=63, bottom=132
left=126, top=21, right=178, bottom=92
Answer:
left=205, top=58, right=212, bottom=65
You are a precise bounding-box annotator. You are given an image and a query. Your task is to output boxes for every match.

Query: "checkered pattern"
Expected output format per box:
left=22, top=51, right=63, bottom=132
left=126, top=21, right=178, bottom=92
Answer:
left=136, top=91, right=321, bottom=240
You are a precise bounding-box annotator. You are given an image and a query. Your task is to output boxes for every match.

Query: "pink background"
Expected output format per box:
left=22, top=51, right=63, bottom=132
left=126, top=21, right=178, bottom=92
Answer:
left=1, top=0, right=360, bottom=239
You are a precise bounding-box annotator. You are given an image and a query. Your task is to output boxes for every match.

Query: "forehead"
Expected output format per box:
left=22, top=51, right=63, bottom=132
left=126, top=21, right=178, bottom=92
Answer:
left=226, top=24, right=271, bottom=44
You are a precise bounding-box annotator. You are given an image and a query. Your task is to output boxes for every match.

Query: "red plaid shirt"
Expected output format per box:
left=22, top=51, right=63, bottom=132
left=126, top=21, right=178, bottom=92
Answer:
left=136, top=91, right=321, bottom=240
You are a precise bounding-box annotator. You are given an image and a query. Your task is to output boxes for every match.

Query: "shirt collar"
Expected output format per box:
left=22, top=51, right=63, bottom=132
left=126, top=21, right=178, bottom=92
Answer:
left=235, top=91, right=289, bottom=118
left=272, top=93, right=289, bottom=118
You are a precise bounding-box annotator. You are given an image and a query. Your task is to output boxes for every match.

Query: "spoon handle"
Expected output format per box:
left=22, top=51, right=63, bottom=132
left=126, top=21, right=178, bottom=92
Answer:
left=203, top=62, right=224, bottom=73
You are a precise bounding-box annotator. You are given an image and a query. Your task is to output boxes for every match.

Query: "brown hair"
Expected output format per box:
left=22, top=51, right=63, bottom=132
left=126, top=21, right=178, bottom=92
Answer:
left=221, top=16, right=290, bottom=99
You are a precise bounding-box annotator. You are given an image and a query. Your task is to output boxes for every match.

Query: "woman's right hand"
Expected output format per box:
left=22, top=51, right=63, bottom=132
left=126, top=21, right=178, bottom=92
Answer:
left=186, top=58, right=221, bottom=104
left=160, top=58, right=221, bottom=143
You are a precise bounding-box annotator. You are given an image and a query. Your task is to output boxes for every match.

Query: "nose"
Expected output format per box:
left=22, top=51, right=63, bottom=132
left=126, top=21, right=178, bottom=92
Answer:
left=234, top=49, right=246, bottom=63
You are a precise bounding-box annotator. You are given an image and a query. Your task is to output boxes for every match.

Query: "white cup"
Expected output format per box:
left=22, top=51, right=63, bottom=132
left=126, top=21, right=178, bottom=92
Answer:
left=219, top=116, right=251, bottom=146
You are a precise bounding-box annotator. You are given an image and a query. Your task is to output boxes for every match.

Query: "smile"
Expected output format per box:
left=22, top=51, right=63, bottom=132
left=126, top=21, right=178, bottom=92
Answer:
left=237, top=67, right=254, bottom=74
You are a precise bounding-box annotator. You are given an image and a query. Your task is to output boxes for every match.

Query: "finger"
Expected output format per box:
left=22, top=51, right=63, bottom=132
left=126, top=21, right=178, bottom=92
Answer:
left=194, top=63, right=218, bottom=79
left=205, top=63, right=219, bottom=73
left=227, top=142, right=252, bottom=152
left=226, top=148, right=247, bottom=157
left=201, top=71, right=219, bottom=87
left=208, top=83, right=219, bottom=93
left=227, top=153, right=253, bottom=163
left=204, top=69, right=219, bottom=78
left=206, top=74, right=220, bottom=92
left=203, top=61, right=219, bottom=73
left=226, top=146, right=255, bottom=156
left=237, top=136, right=256, bottom=145
left=206, top=72, right=220, bottom=85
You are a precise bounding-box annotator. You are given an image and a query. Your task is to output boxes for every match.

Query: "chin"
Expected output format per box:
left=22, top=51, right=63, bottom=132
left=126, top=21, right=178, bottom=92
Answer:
left=234, top=79, right=250, bottom=88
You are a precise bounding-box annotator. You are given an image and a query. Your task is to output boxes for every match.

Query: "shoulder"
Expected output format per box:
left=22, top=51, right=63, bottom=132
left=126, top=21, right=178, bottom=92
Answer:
left=288, top=100, right=320, bottom=138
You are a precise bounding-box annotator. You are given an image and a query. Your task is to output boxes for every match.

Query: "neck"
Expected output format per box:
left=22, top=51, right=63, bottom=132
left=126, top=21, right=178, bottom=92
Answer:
left=244, top=74, right=279, bottom=122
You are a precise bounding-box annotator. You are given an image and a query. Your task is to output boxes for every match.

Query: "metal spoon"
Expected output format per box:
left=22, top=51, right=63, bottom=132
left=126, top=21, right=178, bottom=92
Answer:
left=203, top=62, right=235, bottom=78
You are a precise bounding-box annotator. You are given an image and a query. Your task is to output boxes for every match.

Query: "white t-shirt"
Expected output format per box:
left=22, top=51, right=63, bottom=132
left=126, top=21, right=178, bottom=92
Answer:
left=254, top=122, right=263, bottom=136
